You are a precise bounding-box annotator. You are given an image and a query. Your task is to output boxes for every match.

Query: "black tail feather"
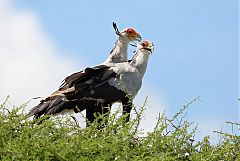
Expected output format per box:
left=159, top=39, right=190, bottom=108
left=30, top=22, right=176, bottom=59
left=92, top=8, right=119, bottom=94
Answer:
left=28, top=96, right=104, bottom=119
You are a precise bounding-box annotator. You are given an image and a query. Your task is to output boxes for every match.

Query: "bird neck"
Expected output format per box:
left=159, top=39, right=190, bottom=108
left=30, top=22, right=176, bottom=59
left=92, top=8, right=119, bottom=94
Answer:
left=130, top=50, right=150, bottom=79
left=105, top=37, right=130, bottom=63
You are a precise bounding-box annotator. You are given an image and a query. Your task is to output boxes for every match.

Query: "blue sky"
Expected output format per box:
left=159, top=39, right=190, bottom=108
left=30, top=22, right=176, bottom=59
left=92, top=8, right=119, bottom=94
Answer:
left=1, top=0, right=238, bottom=139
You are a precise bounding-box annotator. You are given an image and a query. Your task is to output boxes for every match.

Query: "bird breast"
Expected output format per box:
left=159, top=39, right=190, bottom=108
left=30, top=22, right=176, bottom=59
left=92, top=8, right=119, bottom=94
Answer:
left=108, top=64, right=142, bottom=98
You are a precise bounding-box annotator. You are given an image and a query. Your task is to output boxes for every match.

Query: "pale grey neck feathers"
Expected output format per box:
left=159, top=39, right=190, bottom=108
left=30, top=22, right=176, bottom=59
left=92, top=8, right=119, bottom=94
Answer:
left=105, top=36, right=130, bottom=63
left=130, top=49, right=150, bottom=79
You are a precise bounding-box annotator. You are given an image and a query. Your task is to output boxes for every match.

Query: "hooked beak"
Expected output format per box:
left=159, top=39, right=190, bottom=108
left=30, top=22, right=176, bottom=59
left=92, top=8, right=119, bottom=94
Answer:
left=136, top=34, right=142, bottom=42
left=144, top=43, right=154, bottom=54
left=149, top=45, right=154, bottom=54
left=128, top=34, right=142, bottom=42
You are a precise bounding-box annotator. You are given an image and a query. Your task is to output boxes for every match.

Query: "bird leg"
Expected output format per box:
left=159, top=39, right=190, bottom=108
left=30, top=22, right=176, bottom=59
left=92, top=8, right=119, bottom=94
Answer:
left=86, top=103, right=111, bottom=129
left=122, top=97, right=133, bottom=123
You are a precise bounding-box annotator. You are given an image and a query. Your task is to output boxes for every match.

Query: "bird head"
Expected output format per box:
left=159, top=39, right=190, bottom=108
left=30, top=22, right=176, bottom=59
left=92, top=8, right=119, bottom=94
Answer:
left=112, top=22, right=142, bottom=42
left=138, top=40, right=154, bottom=54
left=120, top=28, right=142, bottom=42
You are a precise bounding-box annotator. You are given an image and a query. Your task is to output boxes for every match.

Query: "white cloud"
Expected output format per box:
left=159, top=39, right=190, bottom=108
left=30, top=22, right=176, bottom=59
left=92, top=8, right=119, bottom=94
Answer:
left=134, top=85, right=166, bottom=133
left=0, top=0, right=81, bottom=108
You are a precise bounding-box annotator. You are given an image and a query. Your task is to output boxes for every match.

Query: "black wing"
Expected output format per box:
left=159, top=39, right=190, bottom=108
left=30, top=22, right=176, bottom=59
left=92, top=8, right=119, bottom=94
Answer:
left=29, top=65, right=116, bottom=118
left=59, top=65, right=110, bottom=90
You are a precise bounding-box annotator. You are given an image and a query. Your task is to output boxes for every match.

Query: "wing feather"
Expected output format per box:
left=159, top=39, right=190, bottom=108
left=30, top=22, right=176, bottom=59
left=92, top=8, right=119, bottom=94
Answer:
left=29, top=64, right=117, bottom=118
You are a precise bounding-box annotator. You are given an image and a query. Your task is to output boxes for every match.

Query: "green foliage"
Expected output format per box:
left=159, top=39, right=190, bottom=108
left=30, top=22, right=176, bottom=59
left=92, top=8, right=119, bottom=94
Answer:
left=0, top=98, right=239, bottom=161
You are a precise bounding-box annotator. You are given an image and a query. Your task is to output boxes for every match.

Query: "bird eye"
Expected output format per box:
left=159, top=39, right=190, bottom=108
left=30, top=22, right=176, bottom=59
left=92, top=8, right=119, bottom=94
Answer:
left=127, top=29, right=134, bottom=35
left=142, top=42, right=147, bottom=47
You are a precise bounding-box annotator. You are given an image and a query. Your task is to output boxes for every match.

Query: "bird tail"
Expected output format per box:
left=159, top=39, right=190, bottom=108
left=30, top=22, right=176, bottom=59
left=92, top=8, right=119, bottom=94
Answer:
left=28, top=95, right=102, bottom=119
left=28, top=96, right=69, bottom=119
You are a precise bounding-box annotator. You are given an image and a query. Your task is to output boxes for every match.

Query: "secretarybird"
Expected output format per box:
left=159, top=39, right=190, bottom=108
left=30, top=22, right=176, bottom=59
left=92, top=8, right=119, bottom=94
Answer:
left=29, top=23, right=142, bottom=124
